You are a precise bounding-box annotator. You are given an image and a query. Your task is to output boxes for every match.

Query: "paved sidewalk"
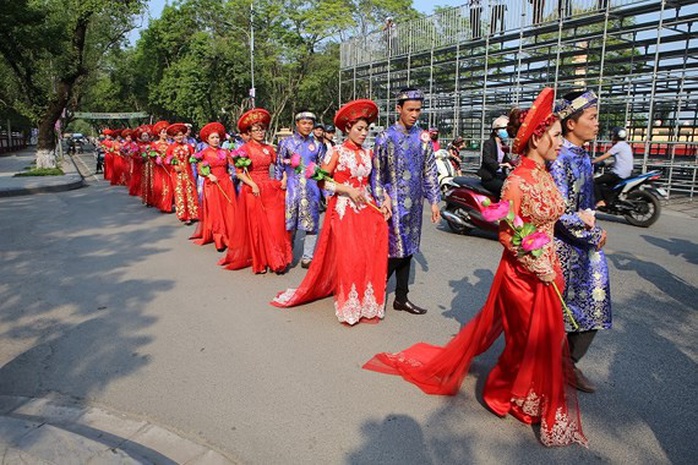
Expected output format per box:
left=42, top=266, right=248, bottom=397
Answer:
left=0, top=394, right=237, bottom=464
left=0, top=148, right=85, bottom=197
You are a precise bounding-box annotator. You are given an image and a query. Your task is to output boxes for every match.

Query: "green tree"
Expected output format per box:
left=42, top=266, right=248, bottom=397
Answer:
left=71, top=0, right=423, bottom=137
left=0, top=0, right=146, bottom=167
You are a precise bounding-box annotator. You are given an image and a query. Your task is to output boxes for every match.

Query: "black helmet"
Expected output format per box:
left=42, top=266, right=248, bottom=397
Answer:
left=314, top=122, right=325, bottom=130
left=451, top=136, right=465, bottom=147
left=325, top=125, right=336, bottom=133
left=611, top=127, right=627, bottom=140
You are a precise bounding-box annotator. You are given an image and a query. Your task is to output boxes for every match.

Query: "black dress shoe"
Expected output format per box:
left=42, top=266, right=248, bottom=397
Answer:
left=393, top=299, right=427, bottom=315
left=569, top=366, right=596, bottom=393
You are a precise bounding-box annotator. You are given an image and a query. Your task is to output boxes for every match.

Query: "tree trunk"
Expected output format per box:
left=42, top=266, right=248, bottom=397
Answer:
left=36, top=108, right=59, bottom=169
left=35, top=15, right=90, bottom=169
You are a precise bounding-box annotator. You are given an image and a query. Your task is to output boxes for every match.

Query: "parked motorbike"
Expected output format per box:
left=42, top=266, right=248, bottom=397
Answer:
left=595, top=168, right=666, bottom=227
left=435, top=149, right=457, bottom=194
left=440, top=176, right=500, bottom=234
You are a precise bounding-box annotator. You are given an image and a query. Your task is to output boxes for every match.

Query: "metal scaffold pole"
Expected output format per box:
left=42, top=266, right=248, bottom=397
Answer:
left=386, top=28, right=392, bottom=129
left=514, top=1, right=526, bottom=106
left=479, top=18, right=492, bottom=160
left=453, top=40, right=461, bottom=139
left=592, top=1, right=612, bottom=157
left=428, top=23, right=435, bottom=128
left=552, top=9, right=565, bottom=100
left=642, top=0, right=667, bottom=174
left=352, top=41, right=358, bottom=100
left=407, top=27, right=412, bottom=86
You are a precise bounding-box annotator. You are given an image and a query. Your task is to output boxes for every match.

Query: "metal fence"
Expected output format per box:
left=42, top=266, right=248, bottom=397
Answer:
left=341, top=0, right=648, bottom=69
left=339, top=0, right=698, bottom=198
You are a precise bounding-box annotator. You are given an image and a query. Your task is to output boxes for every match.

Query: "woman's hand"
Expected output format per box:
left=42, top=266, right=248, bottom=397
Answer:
left=208, top=174, right=218, bottom=183
left=251, top=182, right=260, bottom=197
left=347, top=187, right=366, bottom=205
left=174, top=165, right=182, bottom=173
left=381, top=195, right=392, bottom=220
left=540, top=272, right=556, bottom=284
left=381, top=205, right=392, bottom=221
left=280, top=179, right=287, bottom=190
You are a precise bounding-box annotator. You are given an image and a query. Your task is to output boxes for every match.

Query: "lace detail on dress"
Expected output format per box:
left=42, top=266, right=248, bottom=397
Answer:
left=512, top=391, right=541, bottom=416
left=335, top=282, right=384, bottom=325
left=334, top=186, right=372, bottom=220
left=337, top=145, right=372, bottom=180
left=272, top=288, right=297, bottom=305
left=501, top=165, right=565, bottom=278
left=332, top=146, right=374, bottom=221
left=540, top=407, right=588, bottom=447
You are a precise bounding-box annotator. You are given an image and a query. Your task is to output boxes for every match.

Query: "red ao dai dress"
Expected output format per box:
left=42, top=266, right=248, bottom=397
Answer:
left=219, top=140, right=290, bottom=274
left=102, top=139, right=115, bottom=181
left=272, top=140, right=389, bottom=326
left=140, top=141, right=157, bottom=206
left=190, top=147, right=238, bottom=250
left=363, top=157, right=587, bottom=447
left=111, top=141, right=130, bottom=186
left=128, top=142, right=145, bottom=197
left=151, top=139, right=174, bottom=213
left=165, top=142, right=199, bottom=223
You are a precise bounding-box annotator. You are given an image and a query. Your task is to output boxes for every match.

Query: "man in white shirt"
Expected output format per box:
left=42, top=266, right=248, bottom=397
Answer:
left=593, top=127, right=634, bottom=207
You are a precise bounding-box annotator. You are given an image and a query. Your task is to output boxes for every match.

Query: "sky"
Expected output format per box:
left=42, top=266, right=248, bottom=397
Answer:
left=132, top=0, right=466, bottom=42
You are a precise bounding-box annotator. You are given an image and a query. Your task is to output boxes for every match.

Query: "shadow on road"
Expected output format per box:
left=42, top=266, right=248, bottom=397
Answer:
left=600, top=251, right=696, bottom=464
left=0, top=183, right=176, bottom=448
left=640, top=234, right=698, bottom=266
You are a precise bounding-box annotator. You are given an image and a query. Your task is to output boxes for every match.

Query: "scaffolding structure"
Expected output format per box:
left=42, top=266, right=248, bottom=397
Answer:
left=339, top=0, right=698, bottom=197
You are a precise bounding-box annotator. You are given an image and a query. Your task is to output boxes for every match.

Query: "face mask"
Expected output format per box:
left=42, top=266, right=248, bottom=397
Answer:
left=497, top=129, right=508, bottom=141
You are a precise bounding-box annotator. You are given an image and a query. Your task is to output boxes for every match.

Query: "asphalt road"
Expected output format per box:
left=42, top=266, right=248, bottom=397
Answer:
left=0, top=151, right=696, bottom=464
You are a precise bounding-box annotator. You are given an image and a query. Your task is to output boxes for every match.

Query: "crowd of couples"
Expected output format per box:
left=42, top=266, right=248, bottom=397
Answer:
left=98, top=86, right=613, bottom=448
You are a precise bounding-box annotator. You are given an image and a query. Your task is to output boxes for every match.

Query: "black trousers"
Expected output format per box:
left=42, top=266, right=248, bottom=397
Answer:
left=388, top=256, right=412, bottom=302
left=568, top=330, right=597, bottom=364
left=481, top=173, right=506, bottom=198
left=594, top=172, right=621, bottom=204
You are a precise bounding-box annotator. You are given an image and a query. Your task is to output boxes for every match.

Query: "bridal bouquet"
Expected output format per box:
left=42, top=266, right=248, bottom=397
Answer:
left=481, top=198, right=578, bottom=328
left=481, top=198, right=550, bottom=257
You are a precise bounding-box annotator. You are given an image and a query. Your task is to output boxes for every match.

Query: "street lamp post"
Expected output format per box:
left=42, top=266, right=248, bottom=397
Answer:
left=249, top=2, right=255, bottom=108
left=222, top=2, right=256, bottom=109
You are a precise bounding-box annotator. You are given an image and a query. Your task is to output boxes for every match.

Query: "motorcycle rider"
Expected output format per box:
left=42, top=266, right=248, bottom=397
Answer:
left=592, top=127, right=634, bottom=208
left=477, top=115, right=512, bottom=198
left=429, top=127, right=441, bottom=151
left=447, top=136, right=465, bottom=176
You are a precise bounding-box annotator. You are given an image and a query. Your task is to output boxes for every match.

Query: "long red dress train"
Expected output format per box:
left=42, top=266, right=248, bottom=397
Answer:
left=363, top=157, right=587, bottom=447
left=271, top=140, right=389, bottom=325
left=219, top=140, right=290, bottom=274
left=190, top=147, right=238, bottom=250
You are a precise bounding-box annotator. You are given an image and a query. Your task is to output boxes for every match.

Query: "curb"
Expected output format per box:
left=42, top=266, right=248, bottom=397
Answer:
left=0, top=151, right=86, bottom=198
left=0, top=394, right=238, bottom=465
left=0, top=176, right=86, bottom=198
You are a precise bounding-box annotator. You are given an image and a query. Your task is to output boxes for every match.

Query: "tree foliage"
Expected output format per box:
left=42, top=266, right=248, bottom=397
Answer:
left=75, top=0, right=418, bottom=135
left=0, top=0, right=146, bottom=162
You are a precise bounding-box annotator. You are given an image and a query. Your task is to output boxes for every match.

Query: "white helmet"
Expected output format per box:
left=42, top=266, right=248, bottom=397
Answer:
left=492, top=115, right=509, bottom=130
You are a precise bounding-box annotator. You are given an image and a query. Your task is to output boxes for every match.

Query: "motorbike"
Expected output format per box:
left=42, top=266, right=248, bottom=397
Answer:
left=435, top=149, right=457, bottom=195
left=595, top=166, right=666, bottom=227
left=440, top=176, right=501, bottom=235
